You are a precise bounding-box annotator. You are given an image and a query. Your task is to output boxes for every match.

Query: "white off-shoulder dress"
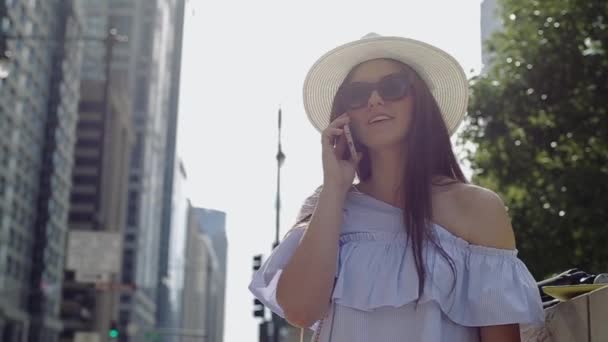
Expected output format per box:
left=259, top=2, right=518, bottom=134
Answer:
left=249, top=189, right=545, bottom=341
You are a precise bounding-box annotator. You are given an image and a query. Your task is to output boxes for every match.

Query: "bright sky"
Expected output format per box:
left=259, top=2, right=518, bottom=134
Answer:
left=176, top=1, right=484, bottom=341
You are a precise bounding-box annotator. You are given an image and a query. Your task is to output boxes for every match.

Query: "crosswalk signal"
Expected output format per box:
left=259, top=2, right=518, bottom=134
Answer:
left=108, top=320, right=119, bottom=339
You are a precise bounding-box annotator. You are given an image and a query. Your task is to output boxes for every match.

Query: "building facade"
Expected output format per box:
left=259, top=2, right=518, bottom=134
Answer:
left=156, top=160, right=188, bottom=342
left=0, top=1, right=84, bottom=341
left=60, top=70, right=133, bottom=342
left=188, top=207, right=227, bottom=342
left=115, top=0, right=185, bottom=340
left=156, top=0, right=186, bottom=338
left=181, top=206, right=222, bottom=342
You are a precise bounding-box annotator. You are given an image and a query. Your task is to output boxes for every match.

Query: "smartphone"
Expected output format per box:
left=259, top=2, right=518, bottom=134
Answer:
left=343, top=124, right=358, bottom=161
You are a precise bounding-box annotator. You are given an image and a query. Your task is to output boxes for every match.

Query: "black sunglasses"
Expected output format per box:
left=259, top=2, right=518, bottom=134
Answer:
left=338, top=72, right=412, bottom=110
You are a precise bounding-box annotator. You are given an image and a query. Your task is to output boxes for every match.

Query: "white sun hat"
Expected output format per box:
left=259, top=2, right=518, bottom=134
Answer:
left=302, top=33, right=469, bottom=136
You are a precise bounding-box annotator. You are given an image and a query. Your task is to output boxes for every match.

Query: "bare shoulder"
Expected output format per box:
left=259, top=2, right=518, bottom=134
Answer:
left=453, top=184, right=516, bottom=250
left=433, top=182, right=516, bottom=250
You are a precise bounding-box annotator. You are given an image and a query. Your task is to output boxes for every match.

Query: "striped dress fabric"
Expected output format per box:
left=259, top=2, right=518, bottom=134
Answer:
left=249, top=188, right=545, bottom=342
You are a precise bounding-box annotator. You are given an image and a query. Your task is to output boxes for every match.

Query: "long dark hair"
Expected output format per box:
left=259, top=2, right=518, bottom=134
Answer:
left=301, top=59, right=468, bottom=300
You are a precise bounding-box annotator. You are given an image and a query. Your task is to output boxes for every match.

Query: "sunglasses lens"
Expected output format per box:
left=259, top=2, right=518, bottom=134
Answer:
left=343, top=83, right=372, bottom=109
left=379, top=74, right=410, bottom=100
left=340, top=73, right=410, bottom=110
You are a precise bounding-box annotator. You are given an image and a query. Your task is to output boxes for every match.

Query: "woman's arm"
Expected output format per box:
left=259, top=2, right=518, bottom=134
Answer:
left=276, top=186, right=345, bottom=327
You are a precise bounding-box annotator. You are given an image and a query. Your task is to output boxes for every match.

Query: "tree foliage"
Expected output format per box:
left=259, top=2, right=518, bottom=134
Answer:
left=460, top=0, right=608, bottom=278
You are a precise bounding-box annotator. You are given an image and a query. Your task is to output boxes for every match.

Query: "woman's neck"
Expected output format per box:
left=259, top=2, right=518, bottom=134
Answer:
left=358, top=145, right=407, bottom=207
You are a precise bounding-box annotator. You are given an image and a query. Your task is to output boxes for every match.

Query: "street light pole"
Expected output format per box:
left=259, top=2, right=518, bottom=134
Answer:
left=272, top=108, right=286, bottom=342
left=275, top=108, right=286, bottom=248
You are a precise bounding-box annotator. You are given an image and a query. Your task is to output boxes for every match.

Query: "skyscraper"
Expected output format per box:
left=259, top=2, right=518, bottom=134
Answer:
left=156, top=160, right=189, bottom=342
left=181, top=206, right=226, bottom=342
left=189, top=207, right=227, bottom=342
left=114, top=1, right=185, bottom=340
left=59, top=1, right=134, bottom=339
left=156, top=0, right=186, bottom=338
left=0, top=1, right=84, bottom=341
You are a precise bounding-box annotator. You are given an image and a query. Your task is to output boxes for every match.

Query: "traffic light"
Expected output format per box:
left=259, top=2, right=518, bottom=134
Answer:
left=253, top=254, right=263, bottom=272
left=253, top=298, right=265, bottom=318
left=108, top=320, right=119, bottom=339
left=252, top=254, right=266, bottom=319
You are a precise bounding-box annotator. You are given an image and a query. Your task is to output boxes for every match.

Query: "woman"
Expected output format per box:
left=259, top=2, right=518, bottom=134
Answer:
left=249, top=34, right=544, bottom=342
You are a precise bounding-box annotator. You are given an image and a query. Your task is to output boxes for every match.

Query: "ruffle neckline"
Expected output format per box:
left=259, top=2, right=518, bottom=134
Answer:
left=249, top=189, right=545, bottom=329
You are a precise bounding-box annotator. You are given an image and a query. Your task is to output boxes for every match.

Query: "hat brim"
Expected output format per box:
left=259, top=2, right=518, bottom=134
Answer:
left=302, top=36, right=468, bottom=135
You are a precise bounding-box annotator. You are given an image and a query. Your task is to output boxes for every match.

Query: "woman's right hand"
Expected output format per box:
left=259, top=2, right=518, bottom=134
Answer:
left=321, top=113, right=362, bottom=195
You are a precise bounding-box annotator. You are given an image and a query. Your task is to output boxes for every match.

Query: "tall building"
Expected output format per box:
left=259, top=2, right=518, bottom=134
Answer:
left=480, top=0, right=502, bottom=72
left=59, top=6, right=134, bottom=339
left=188, top=207, right=227, bottom=342
left=0, top=1, right=84, bottom=341
left=156, top=0, right=186, bottom=337
left=112, top=0, right=186, bottom=340
left=181, top=206, right=224, bottom=342
left=156, top=160, right=188, bottom=342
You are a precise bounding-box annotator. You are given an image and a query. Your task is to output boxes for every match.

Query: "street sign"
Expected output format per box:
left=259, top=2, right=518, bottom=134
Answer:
left=76, top=272, right=110, bottom=283
left=67, top=231, right=122, bottom=280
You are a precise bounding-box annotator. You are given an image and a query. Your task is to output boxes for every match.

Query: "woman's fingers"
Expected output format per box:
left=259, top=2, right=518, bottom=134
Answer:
left=328, top=113, right=350, bottom=129
left=321, top=127, right=343, bottom=144
left=321, top=127, right=344, bottom=154
left=333, top=132, right=347, bottom=158
left=322, top=114, right=349, bottom=143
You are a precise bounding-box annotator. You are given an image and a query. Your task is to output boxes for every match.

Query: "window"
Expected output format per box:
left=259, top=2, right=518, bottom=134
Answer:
left=9, top=229, right=15, bottom=248
left=119, top=309, right=130, bottom=325
left=69, top=211, right=93, bottom=223
left=134, top=77, right=149, bottom=112
left=125, top=233, right=136, bottom=242
left=73, top=174, right=97, bottom=184
left=77, top=138, right=101, bottom=148
left=109, top=15, right=131, bottom=36
left=130, top=133, right=143, bottom=168
left=6, top=256, right=13, bottom=277
left=70, top=193, right=96, bottom=204
left=77, top=120, right=104, bottom=130
left=75, top=156, right=100, bottom=167
left=78, top=101, right=104, bottom=112
left=120, top=294, right=130, bottom=303
left=121, top=271, right=132, bottom=284
left=127, top=210, right=138, bottom=226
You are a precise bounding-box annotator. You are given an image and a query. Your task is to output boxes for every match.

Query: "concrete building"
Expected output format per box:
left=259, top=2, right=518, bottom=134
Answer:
left=480, top=0, right=503, bottom=72
left=56, top=1, right=136, bottom=341
left=181, top=206, right=224, bottom=342
left=60, top=77, right=133, bottom=342
left=110, top=1, right=186, bottom=340
left=187, top=208, right=227, bottom=342
left=156, top=0, right=186, bottom=338
left=0, top=1, right=84, bottom=341
left=156, top=160, right=188, bottom=342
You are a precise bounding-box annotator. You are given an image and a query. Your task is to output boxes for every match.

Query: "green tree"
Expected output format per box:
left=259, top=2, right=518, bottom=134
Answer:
left=460, top=0, right=608, bottom=278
